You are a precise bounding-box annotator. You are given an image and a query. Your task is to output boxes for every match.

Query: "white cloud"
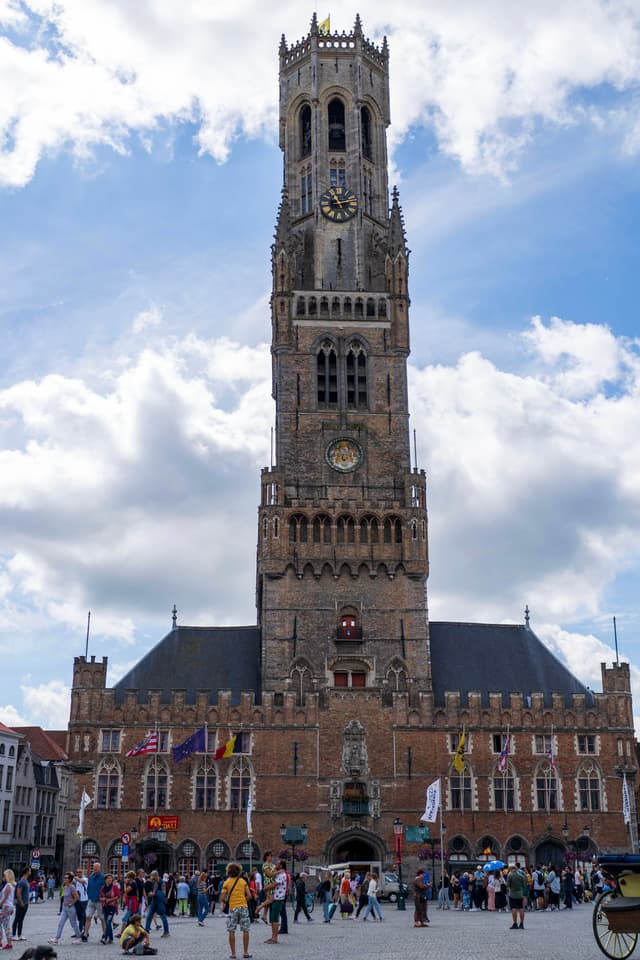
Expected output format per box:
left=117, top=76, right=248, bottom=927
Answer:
left=0, top=704, right=30, bottom=727
left=20, top=679, right=70, bottom=728
left=132, top=303, right=162, bottom=335
left=2, top=2, right=640, bottom=185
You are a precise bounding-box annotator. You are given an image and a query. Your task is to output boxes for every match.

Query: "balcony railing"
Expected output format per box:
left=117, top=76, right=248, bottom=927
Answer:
left=342, top=799, right=370, bottom=816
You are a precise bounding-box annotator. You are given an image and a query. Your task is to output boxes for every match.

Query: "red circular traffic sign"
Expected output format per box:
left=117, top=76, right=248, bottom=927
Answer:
left=120, top=832, right=131, bottom=845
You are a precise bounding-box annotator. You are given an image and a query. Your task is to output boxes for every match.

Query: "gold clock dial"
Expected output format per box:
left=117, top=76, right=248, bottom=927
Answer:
left=320, top=186, right=358, bottom=222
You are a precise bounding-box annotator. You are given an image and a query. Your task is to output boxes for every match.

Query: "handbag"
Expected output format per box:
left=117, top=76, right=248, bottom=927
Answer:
left=222, top=877, right=240, bottom=915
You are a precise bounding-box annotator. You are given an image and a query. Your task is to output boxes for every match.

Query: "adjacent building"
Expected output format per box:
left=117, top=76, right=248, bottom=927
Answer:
left=66, top=15, right=636, bottom=880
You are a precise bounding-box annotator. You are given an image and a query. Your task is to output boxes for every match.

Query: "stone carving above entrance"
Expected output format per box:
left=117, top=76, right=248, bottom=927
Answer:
left=343, top=719, right=368, bottom=777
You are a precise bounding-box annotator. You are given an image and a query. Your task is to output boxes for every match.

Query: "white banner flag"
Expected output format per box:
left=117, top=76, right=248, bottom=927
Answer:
left=421, top=778, right=441, bottom=823
left=77, top=788, right=92, bottom=836
left=623, top=773, right=631, bottom=825
left=246, top=791, right=253, bottom=836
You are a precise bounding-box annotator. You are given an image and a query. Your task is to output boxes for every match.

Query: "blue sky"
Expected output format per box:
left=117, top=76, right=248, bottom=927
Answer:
left=1, top=1, right=640, bottom=730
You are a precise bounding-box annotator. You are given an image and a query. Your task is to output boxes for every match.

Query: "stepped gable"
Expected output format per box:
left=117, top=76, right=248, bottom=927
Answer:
left=113, top=624, right=260, bottom=705
left=429, top=621, right=593, bottom=708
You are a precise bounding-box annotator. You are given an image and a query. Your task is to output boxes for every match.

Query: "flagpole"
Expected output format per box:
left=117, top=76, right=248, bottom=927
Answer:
left=204, top=722, right=208, bottom=814
left=154, top=721, right=159, bottom=815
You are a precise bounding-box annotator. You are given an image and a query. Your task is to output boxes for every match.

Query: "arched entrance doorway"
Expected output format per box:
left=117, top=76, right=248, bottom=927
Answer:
left=326, top=829, right=386, bottom=868
left=534, top=839, right=565, bottom=869
left=135, top=839, right=172, bottom=876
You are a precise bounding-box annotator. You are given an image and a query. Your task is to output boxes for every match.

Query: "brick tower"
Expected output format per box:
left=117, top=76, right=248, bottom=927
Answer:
left=257, top=14, right=431, bottom=700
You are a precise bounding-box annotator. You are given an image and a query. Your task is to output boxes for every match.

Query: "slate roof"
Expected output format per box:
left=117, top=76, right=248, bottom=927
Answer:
left=113, top=625, right=261, bottom=705
left=428, top=621, right=594, bottom=708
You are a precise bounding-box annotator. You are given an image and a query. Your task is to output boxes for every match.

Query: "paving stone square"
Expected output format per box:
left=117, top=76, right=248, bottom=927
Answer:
left=12, top=898, right=600, bottom=960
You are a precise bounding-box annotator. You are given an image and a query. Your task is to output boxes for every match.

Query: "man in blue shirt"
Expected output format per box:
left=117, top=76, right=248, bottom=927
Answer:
left=84, top=861, right=105, bottom=941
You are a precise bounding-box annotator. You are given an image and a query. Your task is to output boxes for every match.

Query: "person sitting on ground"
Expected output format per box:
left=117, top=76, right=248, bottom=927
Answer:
left=120, top=914, right=157, bottom=955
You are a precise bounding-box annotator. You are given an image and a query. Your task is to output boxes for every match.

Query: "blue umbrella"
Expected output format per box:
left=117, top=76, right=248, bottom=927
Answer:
left=483, top=860, right=505, bottom=872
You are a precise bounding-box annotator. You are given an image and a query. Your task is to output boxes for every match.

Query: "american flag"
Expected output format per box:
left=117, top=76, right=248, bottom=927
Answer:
left=498, top=735, right=510, bottom=772
left=125, top=730, right=159, bottom=757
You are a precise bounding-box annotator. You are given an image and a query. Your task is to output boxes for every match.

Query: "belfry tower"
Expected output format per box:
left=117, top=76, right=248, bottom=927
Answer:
left=257, top=14, right=431, bottom=701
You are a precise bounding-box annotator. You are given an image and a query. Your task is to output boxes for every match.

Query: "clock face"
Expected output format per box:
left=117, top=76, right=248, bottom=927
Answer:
left=320, top=186, right=358, bottom=222
left=326, top=437, right=363, bottom=473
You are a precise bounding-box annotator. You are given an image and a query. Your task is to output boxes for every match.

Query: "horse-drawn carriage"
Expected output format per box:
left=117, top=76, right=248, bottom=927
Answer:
left=594, top=855, right=640, bottom=958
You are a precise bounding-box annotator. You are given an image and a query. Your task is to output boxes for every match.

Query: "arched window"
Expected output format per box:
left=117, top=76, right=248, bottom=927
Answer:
left=535, top=761, right=559, bottom=811
left=80, top=839, right=99, bottom=874
left=145, top=756, right=169, bottom=809
left=178, top=840, right=199, bottom=877
left=337, top=516, right=355, bottom=544
left=359, top=515, right=379, bottom=545
left=300, top=104, right=311, bottom=158
left=236, top=840, right=260, bottom=862
left=8, top=746, right=15, bottom=757
left=194, top=761, right=217, bottom=810
left=361, top=106, right=373, bottom=160
left=0, top=744, right=5, bottom=755
left=493, top=761, right=516, bottom=811
left=346, top=341, right=367, bottom=408
left=386, top=663, right=408, bottom=691
left=291, top=662, right=313, bottom=705
left=96, top=757, right=121, bottom=809
left=300, top=163, right=313, bottom=215
left=338, top=609, right=360, bottom=640
left=228, top=759, right=252, bottom=811
left=207, top=839, right=230, bottom=874
left=313, top=514, right=332, bottom=544
left=384, top=517, right=402, bottom=544
left=317, top=341, right=337, bottom=406
left=328, top=98, right=346, bottom=150
left=289, top=514, right=308, bottom=543
left=578, top=761, right=602, bottom=811
left=449, top=766, right=473, bottom=811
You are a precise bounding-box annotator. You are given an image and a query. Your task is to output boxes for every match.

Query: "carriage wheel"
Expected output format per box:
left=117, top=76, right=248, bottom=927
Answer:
left=593, top=891, right=639, bottom=959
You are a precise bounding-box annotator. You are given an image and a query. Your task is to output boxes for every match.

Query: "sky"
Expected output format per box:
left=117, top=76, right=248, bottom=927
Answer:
left=1, top=0, right=640, bottom=732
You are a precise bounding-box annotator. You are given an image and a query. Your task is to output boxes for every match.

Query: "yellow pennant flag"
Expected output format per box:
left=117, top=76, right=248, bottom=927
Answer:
left=453, top=731, right=465, bottom=772
left=319, top=16, right=331, bottom=35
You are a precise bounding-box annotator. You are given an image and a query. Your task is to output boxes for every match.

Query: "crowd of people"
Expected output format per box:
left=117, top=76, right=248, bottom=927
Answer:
left=0, top=856, right=606, bottom=955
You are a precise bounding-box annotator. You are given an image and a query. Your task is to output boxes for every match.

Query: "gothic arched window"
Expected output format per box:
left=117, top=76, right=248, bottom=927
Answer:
left=194, top=761, right=217, bottom=810
left=289, top=514, right=308, bottom=543
left=535, top=760, right=559, bottom=811
left=337, top=516, right=355, bottom=544
left=578, top=761, right=602, bottom=811
left=96, top=757, right=121, bottom=809
left=346, top=341, right=367, bottom=408
left=313, top=514, right=332, bottom=544
left=449, top=765, right=473, bottom=811
left=493, top=761, right=516, bottom=811
left=317, top=341, right=338, bottom=406
left=300, top=104, right=311, bottom=158
left=361, top=106, right=373, bottom=160
left=228, top=759, right=252, bottom=811
left=144, top=756, right=169, bottom=809
left=328, top=98, right=346, bottom=151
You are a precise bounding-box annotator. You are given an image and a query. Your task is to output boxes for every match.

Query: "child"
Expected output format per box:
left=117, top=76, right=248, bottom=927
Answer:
left=120, top=915, right=157, bottom=955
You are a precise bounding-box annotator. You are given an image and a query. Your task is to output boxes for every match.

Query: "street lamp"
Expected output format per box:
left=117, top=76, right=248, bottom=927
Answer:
left=393, top=818, right=406, bottom=911
left=280, top=824, right=308, bottom=900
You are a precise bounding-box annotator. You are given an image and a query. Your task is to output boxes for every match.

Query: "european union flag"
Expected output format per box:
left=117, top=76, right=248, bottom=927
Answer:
left=172, top=725, right=206, bottom=762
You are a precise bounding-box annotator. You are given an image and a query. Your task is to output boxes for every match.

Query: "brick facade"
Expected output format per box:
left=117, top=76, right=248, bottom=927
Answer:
left=66, top=15, right=636, bottom=879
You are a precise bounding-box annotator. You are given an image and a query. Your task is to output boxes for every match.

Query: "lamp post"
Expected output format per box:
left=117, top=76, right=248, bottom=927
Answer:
left=280, top=824, right=308, bottom=902
left=393, top=818, right=406, bottom=911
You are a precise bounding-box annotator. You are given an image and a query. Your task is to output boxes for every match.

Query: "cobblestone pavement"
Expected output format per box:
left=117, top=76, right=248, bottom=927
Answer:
left=10, top=899, right=601, bottom=960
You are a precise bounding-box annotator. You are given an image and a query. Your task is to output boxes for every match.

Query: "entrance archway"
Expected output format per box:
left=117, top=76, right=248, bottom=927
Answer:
left=325, top=829, right=386, bottom=868
left=534, top=839, right=565, bottom=869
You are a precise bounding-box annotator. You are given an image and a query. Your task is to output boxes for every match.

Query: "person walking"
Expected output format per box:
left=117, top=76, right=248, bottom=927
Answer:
left=221, top=863, right=252, bottom=960
left=143, top=873, right=169, bottom=938
left=196, top=872, right=209, bottom=926
left=0, top=868, right=16, bottom=949
left=293, top=875, right=313, bottom=923
left=362, top=873, right=383, bottom=922
left=317, top=874, right=333, bottom=923
left=12, top=868, right=31, bottom=941
left=83, top=862, right=105, bottom=942
left=355, top=874, right=369, bottom=918
left=99, top=873, right=120, bottom=945
left=264, top=861, right=287, bottom=945
left=72, top=870, right=88, bottom=941
left=48, top=872, right=82, bottom=944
